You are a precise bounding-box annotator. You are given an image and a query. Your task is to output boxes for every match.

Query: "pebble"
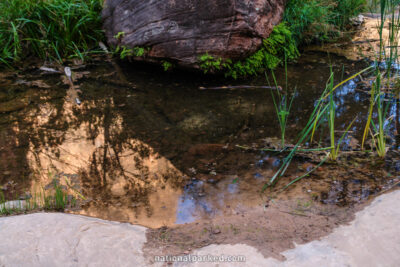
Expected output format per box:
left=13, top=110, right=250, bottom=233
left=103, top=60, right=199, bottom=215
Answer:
left=212, top=229, right=221, bottom=234
left=207, top=179, right=218, bottom=184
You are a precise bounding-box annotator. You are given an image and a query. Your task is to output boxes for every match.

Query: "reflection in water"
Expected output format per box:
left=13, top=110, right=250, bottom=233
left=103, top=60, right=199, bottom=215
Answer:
left=0, top=52, right=399, bottom=227
left=26, top=95, right=188, bottom=227
left=176, top=196, right=196, bottom=224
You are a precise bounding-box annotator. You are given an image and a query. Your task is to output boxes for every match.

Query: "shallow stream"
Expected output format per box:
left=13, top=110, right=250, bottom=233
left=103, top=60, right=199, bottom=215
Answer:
left=0, top=52, right=399, bottom=227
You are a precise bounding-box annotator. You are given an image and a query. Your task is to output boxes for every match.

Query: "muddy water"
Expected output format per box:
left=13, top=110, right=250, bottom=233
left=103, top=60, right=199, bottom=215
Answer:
left=0, top=52, right=399, bottom=228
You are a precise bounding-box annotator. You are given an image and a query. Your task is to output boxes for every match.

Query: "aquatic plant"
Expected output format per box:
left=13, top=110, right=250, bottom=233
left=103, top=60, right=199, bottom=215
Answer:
left=361, top=0, right=400, bottom=158
left=271, top=0, right=399, bottom=190
left=267, top=56, right=296, bottom=149
left=264, top=103, right=330, bottom=189
left=362, top=71, right=388, bottom=157
left=263, top=66, right=372, bottom=189
left=325, top=68, right=359, bottom=161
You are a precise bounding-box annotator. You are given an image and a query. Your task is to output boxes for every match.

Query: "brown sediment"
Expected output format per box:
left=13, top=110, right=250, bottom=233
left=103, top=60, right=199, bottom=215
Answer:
left=143, top=199, right=357, bottom=262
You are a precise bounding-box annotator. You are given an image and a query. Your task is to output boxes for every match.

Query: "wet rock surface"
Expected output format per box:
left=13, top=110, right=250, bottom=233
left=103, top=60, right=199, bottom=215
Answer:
left=102, top=0, right=285, bottom=67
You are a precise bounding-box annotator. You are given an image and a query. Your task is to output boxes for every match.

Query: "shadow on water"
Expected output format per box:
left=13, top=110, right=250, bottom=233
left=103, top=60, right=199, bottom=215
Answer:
left=0, top=52, right=399, bottom=227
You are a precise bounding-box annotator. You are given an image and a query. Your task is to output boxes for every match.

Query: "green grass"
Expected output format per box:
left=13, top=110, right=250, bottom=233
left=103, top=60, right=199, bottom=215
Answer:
left=285, top=0, right=367, bottom=44
left=0, top=179, right=76, bottom=215
left=0, top=0, right=104, bottom=65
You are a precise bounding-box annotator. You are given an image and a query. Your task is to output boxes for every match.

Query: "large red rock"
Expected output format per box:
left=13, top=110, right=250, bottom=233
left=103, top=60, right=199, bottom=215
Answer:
left=102, top=0, right=285, bottom=68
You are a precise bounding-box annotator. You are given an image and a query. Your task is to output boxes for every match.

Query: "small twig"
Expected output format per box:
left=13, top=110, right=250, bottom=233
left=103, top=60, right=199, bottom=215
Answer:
left=236, top=144, right=333, bottom=153
left=278, top=210, right=311, bottom=217
left=376, top=180, right=400, bottom=197
left=199, top=85, right=283, bottom=91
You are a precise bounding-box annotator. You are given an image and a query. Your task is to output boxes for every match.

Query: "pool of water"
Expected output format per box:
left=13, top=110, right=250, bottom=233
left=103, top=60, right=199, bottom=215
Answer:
left=0, top=52, right=399, bottom=227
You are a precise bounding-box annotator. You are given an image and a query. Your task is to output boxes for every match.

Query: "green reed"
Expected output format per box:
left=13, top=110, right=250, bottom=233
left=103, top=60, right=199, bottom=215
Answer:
left=362, top=0, right=399, bottom=158
left=0, top=179, right=74, bottom=215
left=263, top=66, right=371, bottom=190
left=267, top=55, right=296, bottom=149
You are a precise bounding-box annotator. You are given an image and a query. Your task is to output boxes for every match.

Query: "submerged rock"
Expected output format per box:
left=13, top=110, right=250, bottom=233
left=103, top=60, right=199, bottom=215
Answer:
left=102, top=0, right=285, bottom=68
left=0, top=92, right=7, bottom=102
left=0, top=97, right=30, bottom=113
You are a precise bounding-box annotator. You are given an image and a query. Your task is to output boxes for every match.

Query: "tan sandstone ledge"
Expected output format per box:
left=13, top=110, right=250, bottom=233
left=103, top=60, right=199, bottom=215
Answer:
left=1, top=189, right=400, bottom=266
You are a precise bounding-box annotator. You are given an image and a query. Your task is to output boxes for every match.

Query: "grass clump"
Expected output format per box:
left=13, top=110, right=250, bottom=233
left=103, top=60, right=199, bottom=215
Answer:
left=285, top=0, right=367, bottom=44
left=0, top=178, right=77, bottom=215
left=0, top=0, right=104, bottom=65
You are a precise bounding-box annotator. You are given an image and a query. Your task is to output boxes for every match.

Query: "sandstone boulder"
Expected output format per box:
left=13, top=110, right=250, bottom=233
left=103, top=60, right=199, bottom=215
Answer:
left=102, top=0, right=285, bottom=68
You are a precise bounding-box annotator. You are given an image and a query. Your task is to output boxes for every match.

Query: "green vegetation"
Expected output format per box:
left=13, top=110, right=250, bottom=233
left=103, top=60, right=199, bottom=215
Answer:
left=0, top=0, right=104, bottom=65
left=0, top=170, right=84, bottom=215
left=199, top=53, right=225, bottom=73
left=361, top=0, right=399, bottom=158
left=199, top=0, right=368, bottom=78
left=199, top=23, right=299, bottom=78
left=285, top=0, right=367, bottom=43
left=0, top=0, right=369, bottom=75
left=261, top=0, right=400, bottom=189
left=261, top=66, right=371, bottom=190
left=225, top=23, right=299, bottom=79
left=162, top=61, right=173, bottom=71
left=267, top=57, right=296, bottom=149
left=323, top=69, right=359, bottom=161
left=114, top=46, right=147, bottom=59
left=112, top=32, right=149, bottom=59
left=0, top=179, right=76, bottom=215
